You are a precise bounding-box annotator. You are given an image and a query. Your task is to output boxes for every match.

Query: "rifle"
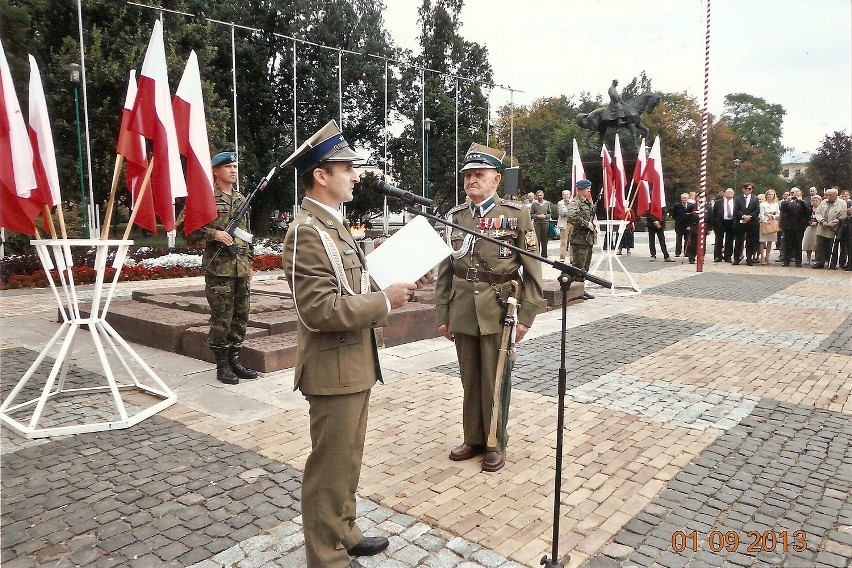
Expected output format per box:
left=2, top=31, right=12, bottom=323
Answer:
left=204, top=166, right=277, bottom=275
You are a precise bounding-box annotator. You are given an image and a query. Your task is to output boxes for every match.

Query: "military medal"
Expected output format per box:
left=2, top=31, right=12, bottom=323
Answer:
left=509, top=217, right=518, bottom=230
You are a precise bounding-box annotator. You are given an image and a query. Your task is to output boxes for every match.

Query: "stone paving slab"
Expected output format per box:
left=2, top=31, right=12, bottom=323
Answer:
left=644, top=273, right=807, bottom=302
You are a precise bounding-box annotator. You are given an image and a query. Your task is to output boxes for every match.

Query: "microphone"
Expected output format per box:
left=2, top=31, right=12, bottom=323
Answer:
left=374, top=178, right=434, bottom=208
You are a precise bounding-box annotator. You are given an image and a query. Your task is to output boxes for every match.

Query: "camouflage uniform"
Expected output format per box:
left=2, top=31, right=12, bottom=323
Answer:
left=195, top=186, right=253, bottom=349
left=568, top=196, right=596, bottom=271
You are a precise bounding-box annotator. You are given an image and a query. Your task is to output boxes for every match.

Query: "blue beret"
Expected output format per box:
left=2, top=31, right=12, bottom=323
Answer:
left=576, top=179, right=592, bottom=189
left=212, top=151, right=238, bottom=168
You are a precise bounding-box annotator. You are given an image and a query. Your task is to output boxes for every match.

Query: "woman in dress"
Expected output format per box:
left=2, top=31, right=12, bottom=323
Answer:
left=617, top=209, right=635, bottom=255
left=758, top=190, right=781, bottom=265
left=802, top=195, right=821, bottom=265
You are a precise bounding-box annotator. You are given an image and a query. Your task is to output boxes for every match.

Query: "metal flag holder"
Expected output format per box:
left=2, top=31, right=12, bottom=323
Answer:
left=0, top=239, right=176, bottom=439
left=404, top=206, right=612, bottom=568
left=588, top=218, right=641, bottom=296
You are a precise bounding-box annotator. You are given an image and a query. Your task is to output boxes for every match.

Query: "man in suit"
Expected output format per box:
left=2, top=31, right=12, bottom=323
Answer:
left=779, top=187, right=810, bottom=267
left=435, top=143, right=543, bottom=473
left=282, top=121, right=429, bottom=568
left=711, top=188, right=736, bottom=262
left=671, top=192, right=692, bottom=257
left=733, top=182, right=760, bottom=265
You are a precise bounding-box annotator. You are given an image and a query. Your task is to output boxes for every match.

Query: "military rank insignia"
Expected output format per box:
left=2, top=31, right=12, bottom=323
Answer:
left=524, top=230, right=538, bottom=252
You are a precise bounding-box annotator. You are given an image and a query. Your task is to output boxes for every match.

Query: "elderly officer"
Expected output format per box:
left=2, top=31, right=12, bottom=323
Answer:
left=192, top=151, right=258, bottom=384
left=434, top=143, right=543, bottom=472
left=282, top=120, right=428, bottom=568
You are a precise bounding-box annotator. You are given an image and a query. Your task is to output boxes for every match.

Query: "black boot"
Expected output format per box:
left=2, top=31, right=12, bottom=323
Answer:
left=228, top=345, right=258, bottom=380
left=211, top=347, right=239, bottom=384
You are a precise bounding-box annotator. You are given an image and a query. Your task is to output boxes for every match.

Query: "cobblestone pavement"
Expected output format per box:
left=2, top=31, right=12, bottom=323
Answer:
left=2, top=239, right=850, bottom=568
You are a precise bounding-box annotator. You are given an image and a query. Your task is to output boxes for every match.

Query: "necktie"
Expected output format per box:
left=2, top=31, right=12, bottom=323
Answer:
left=726, top=200, right=731, bottom=219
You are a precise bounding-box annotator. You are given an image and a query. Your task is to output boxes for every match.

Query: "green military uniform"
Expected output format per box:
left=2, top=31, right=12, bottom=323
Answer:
left=198, top=185, right=253, bottom=349
left=435, top=195, right=543, bottom=452
left=568, top=195, right=596, bottom=271
left=281, top=120, right=389, bottom=568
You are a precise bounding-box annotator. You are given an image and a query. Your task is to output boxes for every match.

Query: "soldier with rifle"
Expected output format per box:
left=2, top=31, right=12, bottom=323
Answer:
left=186, top=151, right=258, bottom=384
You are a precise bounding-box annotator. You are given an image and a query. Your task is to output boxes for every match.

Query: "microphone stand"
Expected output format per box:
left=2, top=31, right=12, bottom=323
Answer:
left=406, top=206, right=612, bottom=568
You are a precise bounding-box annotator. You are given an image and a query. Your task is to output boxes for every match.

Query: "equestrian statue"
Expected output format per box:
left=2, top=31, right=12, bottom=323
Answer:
left=576, top=79, right=661, bottom=147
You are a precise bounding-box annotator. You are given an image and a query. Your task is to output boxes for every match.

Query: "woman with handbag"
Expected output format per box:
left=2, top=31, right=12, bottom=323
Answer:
left=758, top=190, right=781, bottom=265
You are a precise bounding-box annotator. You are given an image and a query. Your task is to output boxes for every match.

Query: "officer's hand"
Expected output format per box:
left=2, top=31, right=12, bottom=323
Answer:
left=587, top=222, right=595, bottom=230
left=438, top=323, right=454, bottom=342
left=515, top=324, right=530, bottom=342
left=415, top=271, right=433, bottom=289
left=214, top=230, right=233, bottom=246
left=385, top=283, right=417, bottom=309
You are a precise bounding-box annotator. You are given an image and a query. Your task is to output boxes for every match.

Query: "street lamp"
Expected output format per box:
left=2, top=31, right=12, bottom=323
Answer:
left=66, top=62, right=88, bottom=238
left=733, top=158, right=742, bottom=190
left=423, top=118, right=434, bottom=202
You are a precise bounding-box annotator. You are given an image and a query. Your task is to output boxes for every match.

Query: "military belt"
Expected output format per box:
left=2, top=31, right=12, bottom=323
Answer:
left=453, top=266, right=519, bottom=285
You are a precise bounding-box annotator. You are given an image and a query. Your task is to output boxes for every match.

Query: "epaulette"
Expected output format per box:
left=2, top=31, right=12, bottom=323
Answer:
left=447, top=203, right=469, bottom=216
left=499, top=198, right=523, bottom=210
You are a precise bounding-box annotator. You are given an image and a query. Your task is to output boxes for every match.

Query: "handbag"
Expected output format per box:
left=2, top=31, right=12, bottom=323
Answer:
left=548, top=221, right=558, bottom=239
left=760, top=218, right=779, bottom=234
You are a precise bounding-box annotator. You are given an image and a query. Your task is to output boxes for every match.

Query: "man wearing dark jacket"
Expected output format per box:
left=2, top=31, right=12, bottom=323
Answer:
left=733, top=183, right=760, bottom=265
left=779, top=187, right=810, bottom=267
left=712, top=188, right=736, bottom=262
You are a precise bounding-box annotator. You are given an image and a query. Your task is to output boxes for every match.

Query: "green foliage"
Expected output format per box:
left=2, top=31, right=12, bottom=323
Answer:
left=720, top=93, right=786, bottom=190
left=808, top=131, right=851, bottom=191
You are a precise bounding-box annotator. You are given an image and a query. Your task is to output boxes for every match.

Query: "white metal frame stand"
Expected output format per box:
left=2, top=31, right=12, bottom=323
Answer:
left=589, top=219, right=641, bottom=296
left=0, top=239, right=176, bottom=439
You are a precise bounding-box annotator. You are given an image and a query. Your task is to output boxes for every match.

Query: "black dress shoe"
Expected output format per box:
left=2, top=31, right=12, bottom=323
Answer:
left=481, top=451, right=505, bottom=472
left=582, top=292, right=595, bottom=300
left=732, top=260, right=740, bottom=265
left=449, top=443, right=485, bottom=461
left=347, top=536, right=389, bottom=557
left=746, top=260, right=754, bottom=266
left=714, top=258, right=722, bottom=262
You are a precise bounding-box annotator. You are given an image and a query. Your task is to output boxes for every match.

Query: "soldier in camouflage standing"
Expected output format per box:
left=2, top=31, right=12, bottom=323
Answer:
left=568, top=179, right=597, bottom=300
left=197, top=151, right=258, bottom=384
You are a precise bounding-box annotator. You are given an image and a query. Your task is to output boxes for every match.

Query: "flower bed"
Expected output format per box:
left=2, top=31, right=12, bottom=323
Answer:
left=0, top=239, right=285, bottom=290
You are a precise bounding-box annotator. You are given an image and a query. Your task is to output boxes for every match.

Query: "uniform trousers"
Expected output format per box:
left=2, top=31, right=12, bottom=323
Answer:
left=302, top=389, right=370, bottom=568
left=205, top=275, right=250, bottom=348
left=571, top=243, right=593, bottom=271
left=534, top=222, right=550, bottom=257
left=454, top=332, right=502, bottom=451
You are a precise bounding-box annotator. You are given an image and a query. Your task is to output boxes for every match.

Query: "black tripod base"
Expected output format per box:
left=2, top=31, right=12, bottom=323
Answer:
left=540, top=555, right=565, bottom=567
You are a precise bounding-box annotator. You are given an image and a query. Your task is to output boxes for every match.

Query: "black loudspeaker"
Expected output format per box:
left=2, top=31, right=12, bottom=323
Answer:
left=503, top=166, right=522, bottom=196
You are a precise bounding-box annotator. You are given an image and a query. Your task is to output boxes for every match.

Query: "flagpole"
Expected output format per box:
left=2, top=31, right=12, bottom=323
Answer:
left=122, top=157, right=155, bottom=241
left=40, top=205, right=57, bottom=239
left=100, top=154, right=125, bottom=240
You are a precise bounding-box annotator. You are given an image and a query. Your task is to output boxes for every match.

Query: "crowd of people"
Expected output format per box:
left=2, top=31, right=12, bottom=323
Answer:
left=709, top=184, right=851, bottom=271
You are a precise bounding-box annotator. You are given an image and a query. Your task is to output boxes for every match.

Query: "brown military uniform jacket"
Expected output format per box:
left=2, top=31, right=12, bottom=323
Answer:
left=435, top=195, right=543, bottom=335
left=282, top=198, right=389, bottom=395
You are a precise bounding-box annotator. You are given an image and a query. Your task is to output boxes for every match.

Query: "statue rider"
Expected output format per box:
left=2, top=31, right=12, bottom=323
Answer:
left=606, top=79, right=625, bottom=122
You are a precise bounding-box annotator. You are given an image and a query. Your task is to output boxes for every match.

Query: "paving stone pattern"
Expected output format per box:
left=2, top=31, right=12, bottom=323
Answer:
left=644, top=273, right=807, bottom=303
left=695, top=324, right=829, bottom=352
left=760, top=293, right=852, bottom=313
left=2, top=349, right=303, bottom=568
left=433, top=314, right=709, bottom=397
left=581, top=400, right=852, bottom=568
left=814, top=313, right=852, bottom=357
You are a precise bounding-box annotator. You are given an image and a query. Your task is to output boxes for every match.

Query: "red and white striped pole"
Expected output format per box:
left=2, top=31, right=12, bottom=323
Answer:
left=697, top=0, right=711, bottom=272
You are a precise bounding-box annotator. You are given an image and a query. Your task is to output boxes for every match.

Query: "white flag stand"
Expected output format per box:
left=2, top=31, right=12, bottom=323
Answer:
left=589, top=219, right=641, bottom=296
left=0, top=239, right=176, bottom=439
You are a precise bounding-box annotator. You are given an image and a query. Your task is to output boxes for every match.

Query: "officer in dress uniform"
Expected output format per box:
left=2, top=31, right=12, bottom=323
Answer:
left=434, top=143, right=543, bottom=472
left=188, top=151, right=258, bottom=384
left=281, top=120, right=429, bottom=568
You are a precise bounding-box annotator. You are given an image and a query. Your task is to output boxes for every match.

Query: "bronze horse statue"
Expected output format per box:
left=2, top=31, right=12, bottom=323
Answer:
left=576, top=92, right=661, bottom=146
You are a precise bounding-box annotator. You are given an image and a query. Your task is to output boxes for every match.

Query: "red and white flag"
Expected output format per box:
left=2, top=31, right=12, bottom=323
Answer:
left=0, top=41, right=39, bottom=235
left=128, top=19, right=187, bottom=233
left=600, top=144, right=613, bottom=209
left=27, top=55, right=60, bottom=208
left=612, top=134, right=627, bottom=219
left=172, top=50, right=216, bottom=235
left=643, top=135, right=666, bottom=220
left=118, top=70, right=156, bottom=232
left=571, top=138, right=585, bottom=198
left=633, top=138, right=651, bottom=217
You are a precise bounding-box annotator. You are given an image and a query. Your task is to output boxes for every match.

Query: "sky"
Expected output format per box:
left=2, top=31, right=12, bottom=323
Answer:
left=382, top=0, right=851, bottom=155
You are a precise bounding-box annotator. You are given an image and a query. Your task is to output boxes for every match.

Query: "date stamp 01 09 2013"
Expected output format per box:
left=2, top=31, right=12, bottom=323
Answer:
left=670, top=530, right=807, bottom=554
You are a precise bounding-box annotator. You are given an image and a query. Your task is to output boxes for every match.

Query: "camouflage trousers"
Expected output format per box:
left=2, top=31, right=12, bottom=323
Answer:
left=570, top=243, right=593, bottom=272
left=205, top=275, right=251, bottom=348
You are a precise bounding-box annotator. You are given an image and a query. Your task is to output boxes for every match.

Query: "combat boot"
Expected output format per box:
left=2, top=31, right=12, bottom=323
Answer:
left=211, top=347, right=239, bottom=384
left=228, top=345, right=258, bottom=380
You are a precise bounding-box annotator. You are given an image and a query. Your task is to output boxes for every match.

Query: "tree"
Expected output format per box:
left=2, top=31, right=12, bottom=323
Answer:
left=386, top=0, right=493, bottom=210
left=721, top=93, right=786, bottom=190
left=808, top=131, right=851, bottom=191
